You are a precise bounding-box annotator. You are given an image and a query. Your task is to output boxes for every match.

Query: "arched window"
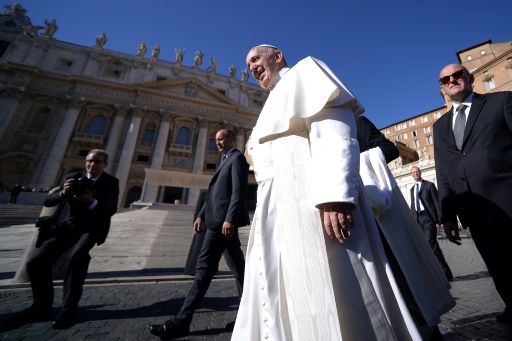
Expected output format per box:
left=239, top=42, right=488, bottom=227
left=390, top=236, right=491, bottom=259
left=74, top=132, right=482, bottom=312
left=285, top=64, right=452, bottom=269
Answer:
left=208, top=137, right=217, bottom=151
left=176, top=127, right=190, bottom=145
left=87, top=115, right=107, bottom=135
left=143, top=129, right=156, bottom=143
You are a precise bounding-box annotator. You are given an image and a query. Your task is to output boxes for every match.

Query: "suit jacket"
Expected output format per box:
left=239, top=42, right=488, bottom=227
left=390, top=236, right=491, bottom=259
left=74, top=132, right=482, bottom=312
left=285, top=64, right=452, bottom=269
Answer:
left=433, top=91, right=512, bottom=227
left=356, top=115, right=399, bottom=163
left=410, top=180, right=441, bottom=224
left=198, top=148, right=249, bottom=230
left=44, top=171, right=119, bottom=245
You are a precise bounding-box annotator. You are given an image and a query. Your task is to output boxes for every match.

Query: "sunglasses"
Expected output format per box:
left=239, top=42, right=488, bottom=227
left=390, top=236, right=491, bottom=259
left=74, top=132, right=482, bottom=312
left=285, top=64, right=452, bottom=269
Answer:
left=439, top=70, right=465, bottom=85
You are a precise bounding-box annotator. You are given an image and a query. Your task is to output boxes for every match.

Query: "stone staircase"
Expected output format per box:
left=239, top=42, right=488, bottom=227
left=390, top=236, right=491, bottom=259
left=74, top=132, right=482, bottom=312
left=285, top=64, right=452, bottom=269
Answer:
left=0, top=204, right=42, bottom=228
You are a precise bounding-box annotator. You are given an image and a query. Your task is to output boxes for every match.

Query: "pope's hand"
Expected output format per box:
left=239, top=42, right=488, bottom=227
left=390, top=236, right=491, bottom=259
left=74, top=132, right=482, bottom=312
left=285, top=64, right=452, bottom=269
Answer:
left=317, top=202, right=356, bottom=244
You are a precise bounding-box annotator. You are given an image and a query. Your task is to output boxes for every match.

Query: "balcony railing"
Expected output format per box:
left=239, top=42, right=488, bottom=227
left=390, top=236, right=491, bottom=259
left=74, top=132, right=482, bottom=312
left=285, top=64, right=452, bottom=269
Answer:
left=168, top=143, right=193, bottom=154
left=73, top=133, right=104, bottom=144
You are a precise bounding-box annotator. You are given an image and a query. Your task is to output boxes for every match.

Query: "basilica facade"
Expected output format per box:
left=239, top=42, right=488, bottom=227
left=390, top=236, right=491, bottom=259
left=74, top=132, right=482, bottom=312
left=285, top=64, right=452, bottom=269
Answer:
left=0, top=4, right=264, bottom=207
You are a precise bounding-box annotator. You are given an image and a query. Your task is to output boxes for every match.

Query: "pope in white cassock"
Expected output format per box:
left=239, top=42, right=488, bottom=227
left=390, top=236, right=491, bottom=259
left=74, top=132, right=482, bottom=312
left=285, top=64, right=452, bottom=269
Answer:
left=231, top=45, right=422, bottom=340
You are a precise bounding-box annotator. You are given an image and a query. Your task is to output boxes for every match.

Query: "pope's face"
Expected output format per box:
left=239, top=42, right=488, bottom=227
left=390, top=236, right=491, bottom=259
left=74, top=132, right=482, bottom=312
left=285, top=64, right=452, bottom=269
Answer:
left=246, top=47, right=282, bottom=90
left=439, top=64, right=473, bottom=103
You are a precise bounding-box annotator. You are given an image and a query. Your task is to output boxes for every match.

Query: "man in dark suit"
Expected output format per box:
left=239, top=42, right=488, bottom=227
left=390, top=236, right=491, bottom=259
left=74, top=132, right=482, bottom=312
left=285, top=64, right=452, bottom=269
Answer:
left=410, top=166, right=453, bottom=281
left=184, top=191, right=208, bottom=276
left=150, top=129, right=249, bottom=339
left=434, top=63, right=512, bottom=322
left=15, top=149, right=119, bottom=329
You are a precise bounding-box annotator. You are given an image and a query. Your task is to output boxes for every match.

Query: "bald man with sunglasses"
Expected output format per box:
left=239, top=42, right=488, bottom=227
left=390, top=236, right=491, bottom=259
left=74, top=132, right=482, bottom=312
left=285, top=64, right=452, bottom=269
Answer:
left=434, top=64, right=512, bottom=323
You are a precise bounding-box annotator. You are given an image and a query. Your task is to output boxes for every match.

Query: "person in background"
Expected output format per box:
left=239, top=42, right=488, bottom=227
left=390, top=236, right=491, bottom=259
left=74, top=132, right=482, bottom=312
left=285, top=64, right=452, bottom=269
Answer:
left=11, top=149, right=119, bottom=329
left=10, top=183, right=22, bottom=204
left=410, top=166, right=454, bottom=281
left=149, top=129, right=249, bottom=339
left=434, top=63, right=512, bottom=323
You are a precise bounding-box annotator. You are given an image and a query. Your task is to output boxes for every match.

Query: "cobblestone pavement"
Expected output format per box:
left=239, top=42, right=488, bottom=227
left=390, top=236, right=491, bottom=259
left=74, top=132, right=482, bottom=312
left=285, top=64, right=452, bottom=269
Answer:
left=1, top=237, right=512, bottom=340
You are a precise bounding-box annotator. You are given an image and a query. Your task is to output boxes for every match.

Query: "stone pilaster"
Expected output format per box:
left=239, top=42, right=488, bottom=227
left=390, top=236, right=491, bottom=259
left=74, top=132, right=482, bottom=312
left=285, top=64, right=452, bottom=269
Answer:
left=38, top=97, right=85, bottom=188
left=104, top=105, right=129, bottom=173
left=0, top=85, right=25, bottom=139
left=235, top=126, right=246, bottom=153
left=188, top=117, right=209, bottom=205
left=115, top=105, right=145, bottom=206
left=142, top=110, right=174, bottom=202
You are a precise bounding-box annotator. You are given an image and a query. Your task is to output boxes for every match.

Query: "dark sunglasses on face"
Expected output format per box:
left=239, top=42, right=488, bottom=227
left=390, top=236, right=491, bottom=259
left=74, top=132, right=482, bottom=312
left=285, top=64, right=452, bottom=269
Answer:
left=439, top=70, right=464, bottom=85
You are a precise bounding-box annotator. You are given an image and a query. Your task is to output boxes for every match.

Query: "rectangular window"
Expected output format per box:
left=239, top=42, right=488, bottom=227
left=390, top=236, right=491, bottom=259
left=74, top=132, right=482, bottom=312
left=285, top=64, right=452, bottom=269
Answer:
left=414, top=139, right=420, bottom=148
left=409, top=120, right=416, bottom=127
left=424, top=126, right=431, bottom=133
left=412, top=131, right=418, bottom=137
left=426, top=136, right=433, bottom=144
left=397, top=135, right=403, bottom=141
left=422, top=116, right=428, bottom=123
left=137, top=155, right=150, bottom=163
left=401, top=123, right=407, bottom=129
left=0, top=41, right=10, bottom=58
left=386, top=130, right=390, bottom=135
left=78, top=150, right=89, bottom=157
left=434, top=112, right=441, bottom=119
left=403, top=133, right=408, bottom=139
left=486, top=79, right=496, bottom=90
left=103, top=67, right=122, bottom=79
left=55, top=58, right=73, bottom=71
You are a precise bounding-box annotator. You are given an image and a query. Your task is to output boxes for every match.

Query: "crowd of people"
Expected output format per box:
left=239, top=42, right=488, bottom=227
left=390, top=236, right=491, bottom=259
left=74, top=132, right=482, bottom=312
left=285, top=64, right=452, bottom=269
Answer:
left=7, top=45, right=512, bottom=340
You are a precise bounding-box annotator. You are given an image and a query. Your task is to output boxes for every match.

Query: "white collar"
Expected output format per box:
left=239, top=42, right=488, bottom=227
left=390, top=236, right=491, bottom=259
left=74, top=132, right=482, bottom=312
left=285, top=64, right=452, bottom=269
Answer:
left=269, top=67, right=290, bottom=90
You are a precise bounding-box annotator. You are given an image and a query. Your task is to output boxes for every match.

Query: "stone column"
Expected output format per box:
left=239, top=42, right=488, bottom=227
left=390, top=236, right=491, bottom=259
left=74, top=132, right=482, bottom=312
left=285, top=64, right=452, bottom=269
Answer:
left=235, top=127, right=246, bottom=153
left=0, top=85, right=25, bottom=139
left=142, top=110, right=173, bottom=202
left=187, top=117, right=209, bottom=205
left=115, top=105, right=145, bottom=207
left=104, top=105, right=129, bottom=173
left=38, top=97, right=85, bottom=189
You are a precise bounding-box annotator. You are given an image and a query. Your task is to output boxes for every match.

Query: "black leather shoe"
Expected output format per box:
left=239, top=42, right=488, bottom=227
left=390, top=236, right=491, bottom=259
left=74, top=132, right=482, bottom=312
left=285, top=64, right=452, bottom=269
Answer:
left=225, top=320, right=236, bottom=332
left=149, top=318, right=189, bottom=339
left=52, top=314, right=76, bottom=329
left=8, top=305, right=52, bottom=324
left=496, top=310, right=512, bottom=323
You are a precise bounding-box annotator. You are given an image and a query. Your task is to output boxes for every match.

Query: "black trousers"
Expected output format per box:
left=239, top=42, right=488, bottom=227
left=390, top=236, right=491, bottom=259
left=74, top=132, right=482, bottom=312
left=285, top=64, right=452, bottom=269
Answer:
left=26, top=226, right=96, bottom=315
left=468, top=210, right=512, bottom=312
left=175, top=228, right=245, bottom=324
left=417, top=211, right=453, bottom=279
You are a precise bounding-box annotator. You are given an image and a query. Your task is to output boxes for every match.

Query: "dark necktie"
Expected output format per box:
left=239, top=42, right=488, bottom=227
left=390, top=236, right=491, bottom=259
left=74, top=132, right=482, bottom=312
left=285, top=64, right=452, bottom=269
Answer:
left=454, top=105, right=467, bottom=150
left=217, top=154, right=227, bottom=170
left=415, top=183, right=421, bottom=213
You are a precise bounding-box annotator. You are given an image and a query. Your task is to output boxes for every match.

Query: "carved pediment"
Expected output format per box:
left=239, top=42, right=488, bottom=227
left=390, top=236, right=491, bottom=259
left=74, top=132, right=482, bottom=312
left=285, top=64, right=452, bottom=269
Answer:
left=134, top=77, right=239, bottom=106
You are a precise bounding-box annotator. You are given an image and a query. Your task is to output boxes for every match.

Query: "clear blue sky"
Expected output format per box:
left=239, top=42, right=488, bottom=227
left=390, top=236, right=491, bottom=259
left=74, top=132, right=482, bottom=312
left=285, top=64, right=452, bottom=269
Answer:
left=7, top=0, right=511, bottom=129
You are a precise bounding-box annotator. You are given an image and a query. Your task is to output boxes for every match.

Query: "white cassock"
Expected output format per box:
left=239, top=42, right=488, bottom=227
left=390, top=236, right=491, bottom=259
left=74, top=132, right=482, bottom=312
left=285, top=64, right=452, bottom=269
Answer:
left=232, top=57, right=421, bottom=341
